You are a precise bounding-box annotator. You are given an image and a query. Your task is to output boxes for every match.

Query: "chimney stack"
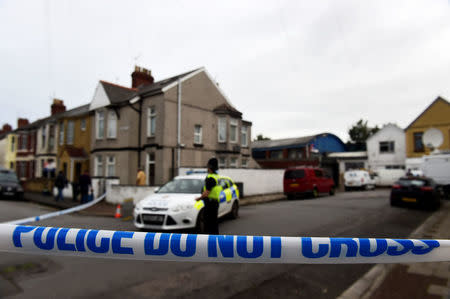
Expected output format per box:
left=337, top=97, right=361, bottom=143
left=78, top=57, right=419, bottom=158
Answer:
left=131, top=66, right=154, bottom=88
left=18, top=118, right=29, bottom=129
left=51, top=99, right=66, bottom=115
left=1, top=124, right=12, bottom=134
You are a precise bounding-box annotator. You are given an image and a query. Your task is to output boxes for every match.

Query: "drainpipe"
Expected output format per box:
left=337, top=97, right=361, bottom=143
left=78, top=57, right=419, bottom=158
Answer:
left=137, top=100, right=143, bottom=170
left=177, top=78, right=181, bottom=176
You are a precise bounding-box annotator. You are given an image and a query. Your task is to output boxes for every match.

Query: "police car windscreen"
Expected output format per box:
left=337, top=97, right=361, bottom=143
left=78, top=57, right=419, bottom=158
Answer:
left=158, top=179, right=204, bottom=194
left=284, top=169, right=305, bottom=179
left=0, top=171, right=19, bottom=183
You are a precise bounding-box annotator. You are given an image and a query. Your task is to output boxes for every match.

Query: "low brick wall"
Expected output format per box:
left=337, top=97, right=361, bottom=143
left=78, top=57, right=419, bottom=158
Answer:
left=106, top=184, right=158, bottom=204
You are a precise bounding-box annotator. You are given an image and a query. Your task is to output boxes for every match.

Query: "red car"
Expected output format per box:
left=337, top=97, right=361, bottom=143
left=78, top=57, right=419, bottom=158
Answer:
left=283, top=167, right=335, bottom=199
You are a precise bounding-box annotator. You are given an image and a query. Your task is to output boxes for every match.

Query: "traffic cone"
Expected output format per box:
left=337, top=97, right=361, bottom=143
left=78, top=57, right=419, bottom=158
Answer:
left=115, top=204, right=122, bottom=218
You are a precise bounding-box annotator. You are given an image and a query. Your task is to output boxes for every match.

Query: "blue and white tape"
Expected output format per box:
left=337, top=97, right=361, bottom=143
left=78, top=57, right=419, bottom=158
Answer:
left=0, top=224, right=448, bottom=263
left=3, top=194, right=106, bottom=225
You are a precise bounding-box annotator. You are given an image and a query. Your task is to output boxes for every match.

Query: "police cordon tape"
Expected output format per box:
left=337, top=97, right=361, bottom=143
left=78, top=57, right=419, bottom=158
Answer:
left=0, top=224, right=449, bottom=263
left=3, top=194, right=107, bottom=225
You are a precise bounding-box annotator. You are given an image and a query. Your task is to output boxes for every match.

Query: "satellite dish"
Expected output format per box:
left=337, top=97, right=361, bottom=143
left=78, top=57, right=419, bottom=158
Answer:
left=422, top=128, right=443, bottom=149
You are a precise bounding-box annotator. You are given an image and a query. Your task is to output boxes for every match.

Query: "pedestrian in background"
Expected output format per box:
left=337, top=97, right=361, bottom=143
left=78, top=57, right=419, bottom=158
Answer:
left=54, top=171, right=67, bottom=202
left=136, top=167, right=146, bottom=186
left=79, top=170, right=92, bottom=204
left=195, top=158, right=221, bottom=234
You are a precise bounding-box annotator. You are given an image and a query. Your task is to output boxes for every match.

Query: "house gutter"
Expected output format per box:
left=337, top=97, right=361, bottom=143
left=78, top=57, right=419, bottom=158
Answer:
left=128, top=96, right=143, bottom=170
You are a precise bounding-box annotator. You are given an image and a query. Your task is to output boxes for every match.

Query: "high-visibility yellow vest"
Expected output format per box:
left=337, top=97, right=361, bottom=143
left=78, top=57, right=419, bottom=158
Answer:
left=202, top=173, right=222, bottom=202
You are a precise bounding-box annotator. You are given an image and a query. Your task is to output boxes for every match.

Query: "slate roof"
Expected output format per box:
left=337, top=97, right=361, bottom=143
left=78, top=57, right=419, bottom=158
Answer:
left=137, top=68, right=201, bottom=98
left=100, top=81, right=137, bottom=105
left=59, top=104, right=90, bottom=118
left=213, top=103, right=242, bottom=118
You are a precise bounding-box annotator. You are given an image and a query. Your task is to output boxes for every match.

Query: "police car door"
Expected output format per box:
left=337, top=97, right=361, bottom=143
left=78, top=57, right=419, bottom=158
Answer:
left=218, top=178, right=230, bottom=216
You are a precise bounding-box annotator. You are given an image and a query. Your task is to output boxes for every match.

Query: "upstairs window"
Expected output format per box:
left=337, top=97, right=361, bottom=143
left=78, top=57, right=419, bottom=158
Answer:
left=80, top=119, right=86, bottom=131
left=230, top=119, right=238, bottom=143
left=194, top=125, right=202, bottom=144
left=413, top=132, right=424, bottom=152
left=218, top=117, right=227, bottom=143
left=107, top=111, right=117, bottom=138
left=241, top=126, right=248, bottom=147
left=147, top=107, right=156, bottom=137
left=59, top=122, right=64, bottom=145
left=11, top=136, right=15, bottom=152
left=96, top=111, right=105, bottom=139
left=49, top=125, right=55, bottom=150
left=41, top=126, right=46, bottom=149
left=379, top=141, right=395, bottom=153
left=20, top=134, right=28, bottom=150
left=67, top=121, right=75, bottom=145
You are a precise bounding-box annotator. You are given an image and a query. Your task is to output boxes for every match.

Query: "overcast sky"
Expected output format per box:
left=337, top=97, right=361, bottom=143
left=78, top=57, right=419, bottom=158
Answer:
left=1, top=0, right=449, bottom=142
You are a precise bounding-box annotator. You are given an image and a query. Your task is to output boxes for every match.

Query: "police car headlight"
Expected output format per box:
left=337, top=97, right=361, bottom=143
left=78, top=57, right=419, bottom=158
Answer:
left=170, top=203, right=193, bottom=212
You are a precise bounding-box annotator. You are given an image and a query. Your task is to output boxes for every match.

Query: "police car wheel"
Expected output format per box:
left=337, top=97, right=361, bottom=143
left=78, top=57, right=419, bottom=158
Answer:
left=195, top=210, right=206, bottom=233
left=230, top=201, right=239, bottom=219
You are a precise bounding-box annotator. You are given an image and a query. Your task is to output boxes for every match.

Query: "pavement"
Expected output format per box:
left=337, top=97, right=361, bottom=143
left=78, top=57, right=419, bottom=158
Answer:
left=339, top=201, right=450, bottom=299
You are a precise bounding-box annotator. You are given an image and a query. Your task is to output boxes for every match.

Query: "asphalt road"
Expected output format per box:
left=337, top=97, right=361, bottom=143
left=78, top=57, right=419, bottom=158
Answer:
left=0, top=189, right=436, bottom=298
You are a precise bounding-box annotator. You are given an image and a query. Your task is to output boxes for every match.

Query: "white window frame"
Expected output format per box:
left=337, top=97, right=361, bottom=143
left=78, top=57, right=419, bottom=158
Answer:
left=147, top=107, right=156, bottom=137
left=242, top=158, right=248, bottom=168
left=229, top=157, right=238, bottom=168
left=218, top=117, right=227, bottom=143
left=95, top=156, right=103, bottom=177
left=241, top=126, right=248, bottom=147
left=96, top=111, right=105, bottom=139
left=59, top=122, right=64, bottom=145
left=67, top=120, right=75, bottom=145
left=80, top=119, right=86, bottom=131
left=107, top=111, right=117, bottom=139
left=229, top=119, right=238, bottom=143
left=41, top=126, right=46, bottom=149
left=218, top=157, right=226, bottom=168
left=11, top=136, right=15, bottom=152
left=106, top=156, right=116, bottom=177
left=194, top=125, right=202, bottom=144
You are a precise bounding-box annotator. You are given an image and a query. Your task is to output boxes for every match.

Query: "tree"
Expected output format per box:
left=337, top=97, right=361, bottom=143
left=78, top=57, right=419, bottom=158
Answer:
left=254, top=134, right=271, bottom=141
left=347, top=119, right=379, bottom=151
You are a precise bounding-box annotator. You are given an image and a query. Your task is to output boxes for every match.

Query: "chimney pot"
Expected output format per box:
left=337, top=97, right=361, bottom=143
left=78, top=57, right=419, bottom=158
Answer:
left=17, top=118, right=29, bottom=129
left=131, top=66, right=154, bottom=88
left=51, top=98, right=66, bottom=115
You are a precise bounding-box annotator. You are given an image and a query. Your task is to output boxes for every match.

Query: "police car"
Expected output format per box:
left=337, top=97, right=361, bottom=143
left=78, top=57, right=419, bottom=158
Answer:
left=133, top=174, right=239, bottom=232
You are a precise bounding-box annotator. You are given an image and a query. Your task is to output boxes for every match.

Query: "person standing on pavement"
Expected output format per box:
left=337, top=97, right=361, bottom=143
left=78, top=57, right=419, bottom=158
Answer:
left=54, top=171, right=67, bottom=202
left=79, top=170, right=92, bottom=204
left=136, top=167, right=146, bottom=186
left=195, top=158, right=222, bottom=235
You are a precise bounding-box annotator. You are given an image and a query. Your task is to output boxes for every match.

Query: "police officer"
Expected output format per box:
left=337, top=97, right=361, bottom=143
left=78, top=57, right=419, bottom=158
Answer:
left=195, top=158, right=221, bottom=234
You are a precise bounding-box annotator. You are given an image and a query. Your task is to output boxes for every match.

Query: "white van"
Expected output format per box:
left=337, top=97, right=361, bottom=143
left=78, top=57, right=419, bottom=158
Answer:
left=344, top=170, right=376, bottom=191
left=373, top=169, right=405, bottom=186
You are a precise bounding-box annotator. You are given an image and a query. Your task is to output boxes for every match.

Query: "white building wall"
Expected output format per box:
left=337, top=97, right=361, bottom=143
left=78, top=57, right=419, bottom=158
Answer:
left=367, top=124, right=406, bottom=170
left=180, top=167, right=284, bottom=196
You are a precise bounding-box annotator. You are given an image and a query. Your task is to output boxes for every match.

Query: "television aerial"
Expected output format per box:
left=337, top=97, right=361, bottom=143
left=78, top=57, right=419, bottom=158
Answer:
left=422, top=128, right=443, bottom=152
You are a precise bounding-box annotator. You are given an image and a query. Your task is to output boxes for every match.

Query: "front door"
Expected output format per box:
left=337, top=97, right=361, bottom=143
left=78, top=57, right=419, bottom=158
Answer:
left=74, top=162, right=82, bottom=183
left=147, top=153, right=155, bottom=186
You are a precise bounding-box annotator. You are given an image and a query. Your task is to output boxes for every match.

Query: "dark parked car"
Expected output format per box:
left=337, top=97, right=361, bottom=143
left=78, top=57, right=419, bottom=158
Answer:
left=0, top=169, right=24, bottom=200
left=283, top=167, right=335, bottom=199
left=390, top=176, right=440, bottom=210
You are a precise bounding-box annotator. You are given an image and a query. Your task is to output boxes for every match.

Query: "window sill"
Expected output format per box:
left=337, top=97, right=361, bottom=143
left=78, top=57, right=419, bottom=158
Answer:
left=193, top=143, right=203, bottom=148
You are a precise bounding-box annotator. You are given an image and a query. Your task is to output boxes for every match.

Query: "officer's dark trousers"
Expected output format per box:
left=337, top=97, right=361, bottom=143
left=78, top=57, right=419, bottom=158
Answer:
left=204, top=199, right=219, bottom=235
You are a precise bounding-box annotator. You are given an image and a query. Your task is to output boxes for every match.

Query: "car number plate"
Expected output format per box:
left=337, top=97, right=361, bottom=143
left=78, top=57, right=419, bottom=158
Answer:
left=290, top=183, right=299, bottom=187
left=402, top=197, right=417, bottom=203
left=143, top=215, right=164, bottom=222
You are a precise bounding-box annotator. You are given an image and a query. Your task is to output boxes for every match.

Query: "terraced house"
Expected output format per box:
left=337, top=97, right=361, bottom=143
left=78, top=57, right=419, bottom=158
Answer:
left=89, top=66, right=254, bottom=188
left=56, top=104, right=91, bottom=184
